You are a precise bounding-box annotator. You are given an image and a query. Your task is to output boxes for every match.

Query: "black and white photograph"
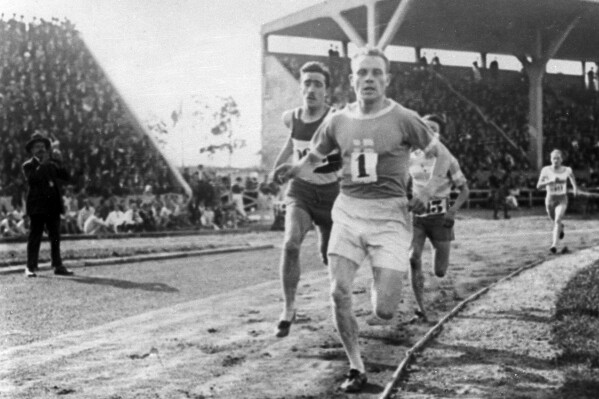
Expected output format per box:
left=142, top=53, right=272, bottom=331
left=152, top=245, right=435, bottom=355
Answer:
left=1, top=0, right=599, bottom=398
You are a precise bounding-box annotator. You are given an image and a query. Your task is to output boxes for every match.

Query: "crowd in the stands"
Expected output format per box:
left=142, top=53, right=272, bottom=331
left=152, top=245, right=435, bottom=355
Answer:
left=1, top=163, right=281, bottom=237
left=0, top=14, right=176, bottom=206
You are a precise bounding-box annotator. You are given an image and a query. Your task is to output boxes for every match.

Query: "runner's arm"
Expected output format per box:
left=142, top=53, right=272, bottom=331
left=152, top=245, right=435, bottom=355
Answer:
left=536, top=169, right=554, bottom=189
left=275, top=152, right=323, bottom=184
left=567, top=168, right=578, bottom=196
left=271, top=111, right=296, bottom=183
left=272, top=136, right=294, bottom=170
left=536, top=179, right=553, bottom=189
left=420, top=141, right=452, bottom=201
left=447, top=182, right=469, bottom=219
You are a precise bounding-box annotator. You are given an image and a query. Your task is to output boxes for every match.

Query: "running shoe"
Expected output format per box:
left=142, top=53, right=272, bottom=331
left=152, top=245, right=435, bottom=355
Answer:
left=561, top=246, right=569, bottom=254
left=550, top=247, right=557, bottom=254
left=25, top=269, right=37, bottom=278
left=340, top=369, right=368, bottom=393
left=274, top=311, right=296, bottom=338
left=414, top=309, right=429, bottom=322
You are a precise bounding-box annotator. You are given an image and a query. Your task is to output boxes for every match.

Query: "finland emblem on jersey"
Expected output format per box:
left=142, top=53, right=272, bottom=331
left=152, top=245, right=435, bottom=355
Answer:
left=350, top=139, right=377, bottom=184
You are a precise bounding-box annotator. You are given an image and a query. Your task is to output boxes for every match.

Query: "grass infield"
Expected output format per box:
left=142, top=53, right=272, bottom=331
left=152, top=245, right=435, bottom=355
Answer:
left=552, top=260, right=599, bottom=397
left=554, top=260, right=599, bottom=365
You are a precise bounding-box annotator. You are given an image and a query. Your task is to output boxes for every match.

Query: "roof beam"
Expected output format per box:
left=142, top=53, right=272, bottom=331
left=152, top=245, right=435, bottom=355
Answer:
left=330, top=11, right=366, bottom=47
left=544, top=14, right=582, bottom=60
left=377, top=0, right=416, bottom=50
left=517, top=12, right=582, bottom=68
left=367, top=0, right=377, bottom=47
left=261, top=0, right=371, bottom=37
left=260, top=2, right=326, bottom=36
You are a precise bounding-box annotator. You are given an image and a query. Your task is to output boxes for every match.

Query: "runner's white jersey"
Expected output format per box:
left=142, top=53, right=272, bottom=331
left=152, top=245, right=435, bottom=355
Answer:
left=538, top=166, right=572, bottom=196
left=409, top=149, right=466, bottom=199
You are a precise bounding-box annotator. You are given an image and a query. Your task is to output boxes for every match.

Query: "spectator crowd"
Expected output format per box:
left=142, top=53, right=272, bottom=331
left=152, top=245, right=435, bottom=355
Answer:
left=0, top=14, right=176, bottom=210
left=1, top=162, right=281, bottom=238
left=0, top=14, right=285, bottom=238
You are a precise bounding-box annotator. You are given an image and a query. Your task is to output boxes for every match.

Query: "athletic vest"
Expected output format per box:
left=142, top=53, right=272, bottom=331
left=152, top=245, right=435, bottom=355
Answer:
left=539, top=166, right=571, bottom=196
left=290, top=108, right=338, bottom=185
left=409, top=150, right=466, bottom=199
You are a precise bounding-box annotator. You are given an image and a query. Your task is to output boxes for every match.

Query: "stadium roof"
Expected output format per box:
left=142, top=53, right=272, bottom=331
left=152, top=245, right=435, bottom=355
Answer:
left=261, top=0, right=599, bottom=62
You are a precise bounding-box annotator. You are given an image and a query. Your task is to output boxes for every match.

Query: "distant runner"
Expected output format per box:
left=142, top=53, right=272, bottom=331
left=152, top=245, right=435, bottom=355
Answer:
left=536, top=149, right=578, bottom=254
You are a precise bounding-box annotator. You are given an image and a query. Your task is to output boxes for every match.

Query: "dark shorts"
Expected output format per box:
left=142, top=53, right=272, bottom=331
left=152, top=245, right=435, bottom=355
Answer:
left=546, top=194, right=568, bottom=210
left=285, top=178, right=339, bottom=227
left=413, top=214, right=455, bottom=242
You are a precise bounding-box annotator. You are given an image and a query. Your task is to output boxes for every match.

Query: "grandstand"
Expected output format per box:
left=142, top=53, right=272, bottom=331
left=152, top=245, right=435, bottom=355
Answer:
left=0, top=15, right=280, bottom=237
left=263, top=52, right=599, bottom=212
left=260, top=0, right=599, bottom=182
left=1, top=2, right=598, bottom=234
left=0, top=15, right=180, bottom=207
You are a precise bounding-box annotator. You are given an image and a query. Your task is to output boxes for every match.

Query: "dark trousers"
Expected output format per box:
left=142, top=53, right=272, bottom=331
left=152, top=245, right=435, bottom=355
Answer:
left=492, top=190, right=509, bottom=218
left=27, top=214, right=63, bottom=271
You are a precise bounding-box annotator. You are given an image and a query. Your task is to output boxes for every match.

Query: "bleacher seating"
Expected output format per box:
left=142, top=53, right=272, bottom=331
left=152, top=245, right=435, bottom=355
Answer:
left=0, top=15, right=177, bottom=205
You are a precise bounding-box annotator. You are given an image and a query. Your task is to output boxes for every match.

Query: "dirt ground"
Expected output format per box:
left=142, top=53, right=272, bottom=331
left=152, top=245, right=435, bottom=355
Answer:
left=1, top=209, right=599, bottom=399
left=401, top=246, right=599, bottom=399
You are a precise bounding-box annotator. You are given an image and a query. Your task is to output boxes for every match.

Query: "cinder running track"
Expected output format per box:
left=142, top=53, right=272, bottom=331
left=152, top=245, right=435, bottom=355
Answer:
left=1, top=213, right=598, bottom=398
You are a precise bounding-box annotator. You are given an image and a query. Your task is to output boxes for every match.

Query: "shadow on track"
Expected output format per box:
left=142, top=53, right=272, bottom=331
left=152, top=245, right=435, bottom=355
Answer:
left=64, top=275, right=179, bottom=292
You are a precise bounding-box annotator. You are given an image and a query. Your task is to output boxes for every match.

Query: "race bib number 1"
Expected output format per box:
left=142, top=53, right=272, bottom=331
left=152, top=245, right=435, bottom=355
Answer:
left=350, top=152, right=378, bottom=183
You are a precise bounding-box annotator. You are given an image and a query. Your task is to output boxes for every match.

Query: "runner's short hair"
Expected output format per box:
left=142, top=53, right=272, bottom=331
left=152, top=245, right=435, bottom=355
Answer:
left=352, top=47, right=390, bottom=73
left=551, top=149, right=562, bottom=157
left=300, top=61, right=331, bottom=88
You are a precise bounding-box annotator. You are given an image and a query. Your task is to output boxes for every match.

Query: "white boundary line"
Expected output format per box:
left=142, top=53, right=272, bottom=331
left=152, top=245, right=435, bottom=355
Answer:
left=0, top=244, right=274, bottom=275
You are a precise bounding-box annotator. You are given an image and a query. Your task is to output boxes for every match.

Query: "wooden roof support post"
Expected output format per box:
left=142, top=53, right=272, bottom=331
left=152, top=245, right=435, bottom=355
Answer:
left=367, top=0, right=377, bottom=47
left=518, top=14, right=581, bottom=170
left=518, top=29, right=547, bottom=171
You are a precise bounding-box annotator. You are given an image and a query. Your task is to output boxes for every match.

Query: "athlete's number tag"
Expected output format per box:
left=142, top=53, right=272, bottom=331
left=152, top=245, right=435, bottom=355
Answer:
left=419, top=199, right=448, bottom=216
left=550, top=182, right=566, bottom=195
left=350, top=152, right=377, bottom=183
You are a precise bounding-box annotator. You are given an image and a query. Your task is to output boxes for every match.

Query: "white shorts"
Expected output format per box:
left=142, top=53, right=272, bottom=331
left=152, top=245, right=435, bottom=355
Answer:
left=328, top=193, right=411, bottom=272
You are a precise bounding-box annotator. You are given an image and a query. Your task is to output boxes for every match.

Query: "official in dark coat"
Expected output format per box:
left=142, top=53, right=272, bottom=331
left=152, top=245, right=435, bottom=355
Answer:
left=22, top=132, right=73, bottom=277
